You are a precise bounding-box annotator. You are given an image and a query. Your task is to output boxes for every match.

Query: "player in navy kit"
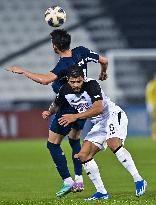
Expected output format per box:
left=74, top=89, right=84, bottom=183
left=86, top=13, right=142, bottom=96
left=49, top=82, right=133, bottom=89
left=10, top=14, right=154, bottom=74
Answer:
left=6, top=29, right=108, bottom=196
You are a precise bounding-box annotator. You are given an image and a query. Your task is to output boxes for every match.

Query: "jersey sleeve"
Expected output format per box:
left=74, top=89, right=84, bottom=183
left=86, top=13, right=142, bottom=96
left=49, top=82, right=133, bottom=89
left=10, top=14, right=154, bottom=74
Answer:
left=50, top=61, right=62, bottom=78
left=80, top=46, right=99, bottom=63
left=86, top=80, right=103, bottom=103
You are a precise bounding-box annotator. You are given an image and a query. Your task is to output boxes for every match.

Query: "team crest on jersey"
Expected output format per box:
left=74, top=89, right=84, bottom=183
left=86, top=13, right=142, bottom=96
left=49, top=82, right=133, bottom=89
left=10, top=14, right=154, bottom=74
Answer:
left=73, top=102, right=90, bottom=113
left=70, top=95, right=90, bottom=113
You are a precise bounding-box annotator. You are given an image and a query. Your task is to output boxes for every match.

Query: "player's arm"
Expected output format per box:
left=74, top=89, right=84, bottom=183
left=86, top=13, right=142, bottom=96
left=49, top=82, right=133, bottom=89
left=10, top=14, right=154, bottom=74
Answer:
left=42, top=89, right=64, bottom=120
left=43, top=86, right=67, bottom=119
left=82, top=46, right=108, bottom=81
left=42, top=101, right=59, bottom=120
left=48, top=101, right=59, bottom=114
left=6, top=66, right=57, bottom=85
left=58, top=100, right=103, bottom=127
left=76, top=100, right=103, bottom=119
left=78, top=80, right=104, bottom=119
left=98, top=55, right=108, bottom=81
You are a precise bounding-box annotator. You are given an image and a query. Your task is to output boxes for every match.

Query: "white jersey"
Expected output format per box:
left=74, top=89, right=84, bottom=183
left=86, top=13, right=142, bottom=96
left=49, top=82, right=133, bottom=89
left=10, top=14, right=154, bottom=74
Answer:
left=55, top=78, right=122, bottom=124
left=55, top=78, right=128, bottom=150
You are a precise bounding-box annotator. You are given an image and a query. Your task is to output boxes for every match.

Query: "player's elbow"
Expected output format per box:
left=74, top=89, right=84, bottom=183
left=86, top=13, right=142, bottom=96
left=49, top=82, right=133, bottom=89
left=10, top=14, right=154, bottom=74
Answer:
left=41, top=73, right=57, bottom=85
left=93, top=101, right=103, bottom=115
left=41, top=80, right=50, bottom=85
left=99, top=55, right=108, bottom=65
left=41, top=78, right=54, bottom=85
left=34, top=77, right=50, bottom=85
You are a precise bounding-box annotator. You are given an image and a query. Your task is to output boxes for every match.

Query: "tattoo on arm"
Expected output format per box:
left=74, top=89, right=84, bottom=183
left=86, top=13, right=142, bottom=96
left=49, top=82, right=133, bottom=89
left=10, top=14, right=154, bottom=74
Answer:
left=48, top=102, right=59, bottom=114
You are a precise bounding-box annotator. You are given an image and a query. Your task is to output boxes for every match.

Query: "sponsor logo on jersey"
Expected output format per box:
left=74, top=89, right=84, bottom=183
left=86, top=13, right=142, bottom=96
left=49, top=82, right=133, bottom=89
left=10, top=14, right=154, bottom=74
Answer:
left=94, top=95, right=100, bottom=98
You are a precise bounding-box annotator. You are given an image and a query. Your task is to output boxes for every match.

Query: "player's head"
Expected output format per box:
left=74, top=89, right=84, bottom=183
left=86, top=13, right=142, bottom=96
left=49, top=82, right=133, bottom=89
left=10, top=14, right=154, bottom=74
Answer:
left=50, top=29, right=71, bottom=53
left=67, top=65, right=84, bottom=93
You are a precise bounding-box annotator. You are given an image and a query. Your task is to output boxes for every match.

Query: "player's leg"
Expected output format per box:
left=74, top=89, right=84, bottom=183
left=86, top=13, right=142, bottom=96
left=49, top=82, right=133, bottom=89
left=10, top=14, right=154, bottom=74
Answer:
left=81, top=142, right=109, bottom=200
left=106, top=111, right=147, bottom=197
left=77, top=123, right=109, bottom=200
left=68, top=129, right=84, bottom=192
left=47, top=113, right=75, bottom=197
left=68, top=118, right=86, bottom=192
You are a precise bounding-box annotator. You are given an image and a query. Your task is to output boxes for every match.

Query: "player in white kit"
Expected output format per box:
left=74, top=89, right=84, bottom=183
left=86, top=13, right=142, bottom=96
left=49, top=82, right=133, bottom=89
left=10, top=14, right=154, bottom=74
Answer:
left=56, top=65, right=147, bottom=200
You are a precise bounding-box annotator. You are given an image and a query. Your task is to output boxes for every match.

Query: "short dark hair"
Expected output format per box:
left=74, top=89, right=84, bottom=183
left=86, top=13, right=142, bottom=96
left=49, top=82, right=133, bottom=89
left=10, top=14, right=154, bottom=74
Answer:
left=50, top=29, right=71, bottom=51
left=67, top=65, right=84, bottom=78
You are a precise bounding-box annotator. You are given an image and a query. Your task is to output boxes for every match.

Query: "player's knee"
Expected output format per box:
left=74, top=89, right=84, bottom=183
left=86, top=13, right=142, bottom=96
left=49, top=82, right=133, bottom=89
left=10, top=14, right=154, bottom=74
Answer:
left=69, top=129, right=81, bottom=140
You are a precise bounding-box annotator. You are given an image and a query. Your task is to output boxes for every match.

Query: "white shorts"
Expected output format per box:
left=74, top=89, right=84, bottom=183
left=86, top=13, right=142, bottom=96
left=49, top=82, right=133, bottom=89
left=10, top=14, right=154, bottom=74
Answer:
left=84, top=111, right=128, bottom=150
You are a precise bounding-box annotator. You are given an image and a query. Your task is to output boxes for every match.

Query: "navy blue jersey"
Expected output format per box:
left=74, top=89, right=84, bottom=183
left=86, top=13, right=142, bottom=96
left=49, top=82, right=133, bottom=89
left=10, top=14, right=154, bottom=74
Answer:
left=50, top=46, right=99, bottom=93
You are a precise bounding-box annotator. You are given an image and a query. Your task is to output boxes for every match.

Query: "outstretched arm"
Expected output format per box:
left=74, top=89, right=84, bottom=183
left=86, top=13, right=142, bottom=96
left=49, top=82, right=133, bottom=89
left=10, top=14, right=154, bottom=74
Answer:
left=6, top=66, right=57, bottom=85
left=98, top=55, right=108, bottom=81
left=58, top=100, right=103, bottom=127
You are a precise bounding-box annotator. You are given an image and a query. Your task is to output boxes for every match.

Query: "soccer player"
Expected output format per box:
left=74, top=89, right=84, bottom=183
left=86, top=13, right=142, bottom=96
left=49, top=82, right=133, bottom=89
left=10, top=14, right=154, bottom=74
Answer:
left=55, top=65, right=147, bottom=200
left=145, top=72, right=156, bottom=140
left=6, top=29, right=108, bottom=196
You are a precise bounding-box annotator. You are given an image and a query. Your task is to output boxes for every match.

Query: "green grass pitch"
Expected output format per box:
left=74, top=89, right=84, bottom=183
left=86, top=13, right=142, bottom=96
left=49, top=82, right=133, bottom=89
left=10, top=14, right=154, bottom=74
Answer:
left=0, top=138, right=156, bottom=205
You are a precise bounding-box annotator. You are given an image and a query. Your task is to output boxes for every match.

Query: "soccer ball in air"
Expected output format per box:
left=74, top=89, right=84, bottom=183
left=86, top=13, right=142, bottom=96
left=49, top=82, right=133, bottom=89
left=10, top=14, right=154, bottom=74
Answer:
left=45, top=6, right=66, bottom=27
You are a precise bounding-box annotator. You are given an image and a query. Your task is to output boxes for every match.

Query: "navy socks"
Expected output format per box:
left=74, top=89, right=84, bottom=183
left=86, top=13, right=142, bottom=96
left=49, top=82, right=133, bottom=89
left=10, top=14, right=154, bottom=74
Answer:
left=47, top=141, right=70, bottom=180
left=68, top=138, right=82, bottom=176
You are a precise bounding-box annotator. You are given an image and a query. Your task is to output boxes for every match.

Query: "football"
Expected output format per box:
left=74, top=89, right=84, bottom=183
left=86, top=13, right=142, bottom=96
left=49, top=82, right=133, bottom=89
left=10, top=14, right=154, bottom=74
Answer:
left=44, top=6, right=66, bottom=27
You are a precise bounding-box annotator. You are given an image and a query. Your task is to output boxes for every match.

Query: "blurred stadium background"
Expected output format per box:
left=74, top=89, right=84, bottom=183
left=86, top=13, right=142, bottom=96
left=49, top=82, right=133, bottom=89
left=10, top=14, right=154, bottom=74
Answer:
left=1, top=1, right=156, bottom=204
left=0, top=0, right=156, bottom=139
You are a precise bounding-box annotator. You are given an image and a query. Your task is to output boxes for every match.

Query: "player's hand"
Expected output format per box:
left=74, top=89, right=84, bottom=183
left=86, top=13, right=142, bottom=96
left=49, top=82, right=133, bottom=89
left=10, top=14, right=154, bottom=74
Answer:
left=58, top=114, right=77, bottom=127
left=74, top=153, right=80, bottom=159
left=99, top=72, right=108, bottom=81
left=42, top=111, right=51, bottom=120
left=6, top=66, right=25, bottom=74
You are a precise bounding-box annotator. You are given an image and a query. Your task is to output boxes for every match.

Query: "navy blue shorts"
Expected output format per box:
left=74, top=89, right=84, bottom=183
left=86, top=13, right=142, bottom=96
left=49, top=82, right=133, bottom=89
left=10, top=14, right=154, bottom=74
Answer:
left=49, top=107, right=86, bottom=136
